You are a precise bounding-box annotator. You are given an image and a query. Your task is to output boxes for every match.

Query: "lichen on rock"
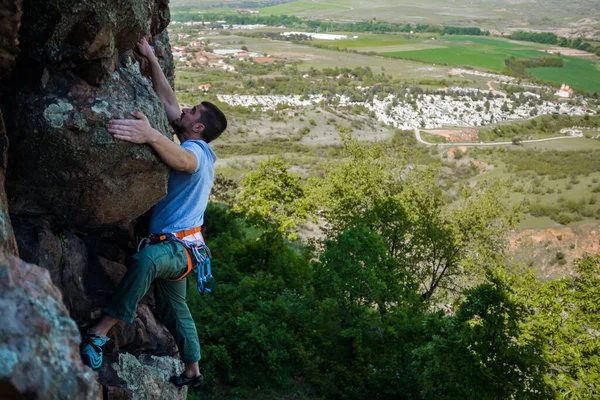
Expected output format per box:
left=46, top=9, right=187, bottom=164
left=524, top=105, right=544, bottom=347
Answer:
left=0, top=0, right=187, bottom=398
left=4, top=60, right=172, bottom=228
left=101, top=353, right=187, bottom=400
left=0, top=252, right=101, bottom=399
left=44, top=99, right=74, bottom=128
left=91, top=99, right=112, bottom=118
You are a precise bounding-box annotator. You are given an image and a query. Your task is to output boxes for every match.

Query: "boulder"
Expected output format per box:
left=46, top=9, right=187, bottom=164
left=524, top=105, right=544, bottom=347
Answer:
left=0, top=0, right=189, bottom=397
left=5, top=57, right=171, bottom=230
left=0, top=0, right=22, bottom=77
left=17, top=0, right=171, bottom=85
left=0, top=252, right=101, bottom=399
left=10, top=217, right=179, bottom=357
left=100, top=353, right=187, bottom=400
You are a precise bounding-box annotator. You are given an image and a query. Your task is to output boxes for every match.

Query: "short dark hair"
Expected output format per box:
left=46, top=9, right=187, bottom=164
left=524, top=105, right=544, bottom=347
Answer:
left=198, top=101, right=227, bottom=143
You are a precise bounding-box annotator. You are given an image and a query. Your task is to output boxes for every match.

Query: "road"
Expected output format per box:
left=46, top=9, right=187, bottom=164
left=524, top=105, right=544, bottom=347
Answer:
left=486, top=80, right=506, bottom=97
left=413, top=128, right=580, bottom=147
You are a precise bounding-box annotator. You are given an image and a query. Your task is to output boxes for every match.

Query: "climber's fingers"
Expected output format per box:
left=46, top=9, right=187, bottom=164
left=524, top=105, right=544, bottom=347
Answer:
left=111, top=131, right=144, bottom=144
left=107, top=116, right=154, bottom=144
left=136, top=39, right=154, bottom=58
left=131, top=112, right=148, bottom=121
left=106, top=123, right=134, bottom=133
left=109, top=128, right=131, bottom=138
left=108, top=118, right=139, bottom=126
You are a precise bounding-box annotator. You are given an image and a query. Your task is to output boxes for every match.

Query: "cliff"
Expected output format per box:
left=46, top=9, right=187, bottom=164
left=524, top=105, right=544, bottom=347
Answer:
left=0, top=0, right=189, bottom=398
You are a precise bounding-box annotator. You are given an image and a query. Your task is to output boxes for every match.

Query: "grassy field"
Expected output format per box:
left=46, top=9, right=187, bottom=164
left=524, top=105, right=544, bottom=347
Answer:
left=522, top=138, right=600, bottom=151
left=170, top=0, right=600, bottom=31
left=312, top=33, right=410, bottom=49
left=528, top=57, right=600, bottom=94
left=381, top=36, right=600, bottom=92
left=260, top=1, right=348, bottom=16
left=196, top=33, right=451, bottom=80
left=383, top=36, right=548, bottom=71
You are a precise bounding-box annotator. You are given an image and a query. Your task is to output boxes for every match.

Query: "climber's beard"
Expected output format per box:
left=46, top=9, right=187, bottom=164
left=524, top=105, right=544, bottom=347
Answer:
left=172, top=115, right=187, bottom=141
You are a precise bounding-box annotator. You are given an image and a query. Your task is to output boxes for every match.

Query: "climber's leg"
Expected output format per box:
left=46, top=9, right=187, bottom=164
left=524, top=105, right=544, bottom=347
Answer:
left=154, top=277, right=201, bottom=365
left=103, top=240, right=187, bottom=323
left=82, top=240, right=187, bottom=370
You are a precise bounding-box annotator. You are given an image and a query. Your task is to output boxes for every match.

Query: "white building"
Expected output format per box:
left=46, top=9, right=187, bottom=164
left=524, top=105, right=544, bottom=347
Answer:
left=556, top=83, right=574, bottom=98
left=213, top=49, right=246, bottom=56
left=281, top=32, right=350, bottom=40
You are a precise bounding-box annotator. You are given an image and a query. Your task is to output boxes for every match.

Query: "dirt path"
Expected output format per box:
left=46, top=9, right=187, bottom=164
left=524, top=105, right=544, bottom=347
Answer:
left=487, top=80, right=507, bottom=97
left=414, top=128, right=579, bottom=147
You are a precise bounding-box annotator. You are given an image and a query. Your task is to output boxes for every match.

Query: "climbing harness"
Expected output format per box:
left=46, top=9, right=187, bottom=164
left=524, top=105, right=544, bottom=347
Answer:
left=137, top=226, right=214, bottom=294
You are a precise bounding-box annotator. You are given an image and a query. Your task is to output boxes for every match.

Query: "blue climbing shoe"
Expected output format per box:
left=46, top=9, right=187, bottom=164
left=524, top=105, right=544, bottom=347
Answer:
left=81, top=333, right=110, bottom=370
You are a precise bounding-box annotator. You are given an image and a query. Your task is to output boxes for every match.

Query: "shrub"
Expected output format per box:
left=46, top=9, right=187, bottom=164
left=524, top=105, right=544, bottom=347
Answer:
left=555, top=213, right=573, bottom=225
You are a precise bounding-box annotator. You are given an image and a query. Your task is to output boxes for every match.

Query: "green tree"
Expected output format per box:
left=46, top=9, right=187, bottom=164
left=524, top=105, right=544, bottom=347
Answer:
left=235, top=157, right=309, bottom=240
left=308, top=224, right=421, bottom=398
left=413, top=271, right=551, bottom=399
left=308, top=136, right=404, bottom=235
left=310, top=138, right=519, bottom=301
left=520, top=255, right=600, bottom=398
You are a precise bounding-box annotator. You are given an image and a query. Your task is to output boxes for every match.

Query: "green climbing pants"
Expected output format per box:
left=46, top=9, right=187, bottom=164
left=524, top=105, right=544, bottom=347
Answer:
left=104, top=239, right=201, bottom=364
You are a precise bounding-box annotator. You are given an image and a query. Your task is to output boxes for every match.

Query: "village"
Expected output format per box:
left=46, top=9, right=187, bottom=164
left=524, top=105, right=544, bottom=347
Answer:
left=169, top=19, right=358, bottom=71
left=167, top=21, right=598, bottom=139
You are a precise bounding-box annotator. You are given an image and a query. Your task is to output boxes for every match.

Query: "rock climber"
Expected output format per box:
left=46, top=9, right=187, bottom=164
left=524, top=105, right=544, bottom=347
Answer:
left=80, top=37, right=227, bottom=389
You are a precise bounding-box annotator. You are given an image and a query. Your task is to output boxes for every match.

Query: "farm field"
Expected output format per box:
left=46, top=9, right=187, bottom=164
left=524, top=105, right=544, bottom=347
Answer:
left=381, top=36, right=600, bottom=92
left=259, top=0, right=511, bottom=23
left=527, top=57, right=600, bottom=95
left=170, top=0, right=600, bottom=34
left=195, top=34, right=451, bottom=81
left=312, top=33, right=411, bottom=49
left=259, top=1, right=349, bottom=16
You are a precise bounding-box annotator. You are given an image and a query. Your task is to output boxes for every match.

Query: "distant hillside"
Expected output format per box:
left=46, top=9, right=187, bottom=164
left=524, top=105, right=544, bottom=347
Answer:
left=169, top=0, right=600, bottom=38
left=170, top=0, right=295, bottom=8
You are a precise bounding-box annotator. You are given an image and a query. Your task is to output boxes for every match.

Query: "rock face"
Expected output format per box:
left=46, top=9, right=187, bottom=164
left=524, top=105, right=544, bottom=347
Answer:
left=17, top=0, right=171, bottom=85
left=5, top=58, right=171, bottom=229
left=0, top=0, right=21, bottom=256
left=0, top=0, right=189, bottom=398
left=0, top=0, right=22, bottom=74
left=100, top=353, right=187, bottom=400
left=0, top=252, right=101, bottom=399
left=0, top=113, right=18, bottom=256
left=11, top=216, right=179, bottom=355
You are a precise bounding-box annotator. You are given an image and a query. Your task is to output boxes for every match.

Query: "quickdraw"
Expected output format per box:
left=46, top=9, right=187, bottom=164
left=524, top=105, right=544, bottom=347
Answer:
left=188, top=243, right=213, bottom=294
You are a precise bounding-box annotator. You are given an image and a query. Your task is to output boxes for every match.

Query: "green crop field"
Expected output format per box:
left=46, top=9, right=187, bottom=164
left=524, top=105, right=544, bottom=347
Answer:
left=528, top=57, right=600, bottom=94
left=312, top=33, right=410, bottom=49
left=382, top=36, right=600, bottom=92
left=383, top=36, right=548, bottom=71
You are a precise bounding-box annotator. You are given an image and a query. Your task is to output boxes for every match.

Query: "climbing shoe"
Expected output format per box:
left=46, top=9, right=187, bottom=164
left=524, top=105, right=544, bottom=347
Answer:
left=170, top=372, right=204, bottom=388
left=81, top=333, right=110, bottom=370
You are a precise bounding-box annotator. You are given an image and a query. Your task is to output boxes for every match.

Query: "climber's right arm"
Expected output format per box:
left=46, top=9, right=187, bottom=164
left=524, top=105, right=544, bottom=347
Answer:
left=137, top=38, right=181, bottom=123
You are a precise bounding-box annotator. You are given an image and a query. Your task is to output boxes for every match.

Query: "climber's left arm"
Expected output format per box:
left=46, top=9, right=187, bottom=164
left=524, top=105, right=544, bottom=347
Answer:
left=107, top=112, right=197, bottom=173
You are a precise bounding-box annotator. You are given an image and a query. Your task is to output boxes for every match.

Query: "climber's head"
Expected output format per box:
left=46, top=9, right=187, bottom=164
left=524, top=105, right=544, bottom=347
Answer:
left=172, top=101, right=227, bottom=143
